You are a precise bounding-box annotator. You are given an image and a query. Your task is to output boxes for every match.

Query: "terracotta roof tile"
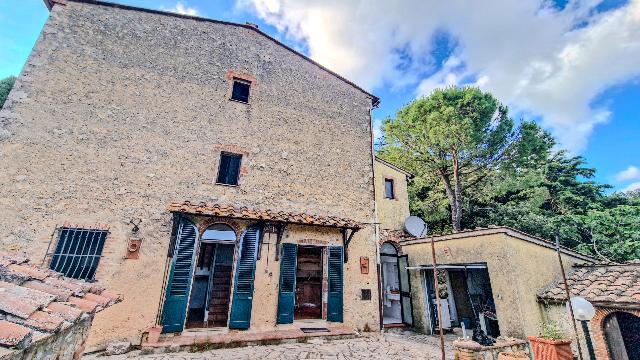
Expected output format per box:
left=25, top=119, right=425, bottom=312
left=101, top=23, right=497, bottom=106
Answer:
left=380, top=229, right=416, bottom=243
left=42, top=276, right=86, bottom=295
left=24, top=311, right=65, bottom=332
left=45, top=302, right=82, bottom=322
left=7, top=264, right=49, bottom=281
left=83, top=292, right=111, bottom=306
left=0, top=280, right=56, bottom=318
left=21, top=280, right=73, bottom=302
left=539, top=262, right=640, bottom=305
left=168, top=201, right=361, bottom=229
left=0, top=253, right=121, bottom=351
left=0, top=321, right=31, bottom=349
left=67, top=297, right=99, bottom=313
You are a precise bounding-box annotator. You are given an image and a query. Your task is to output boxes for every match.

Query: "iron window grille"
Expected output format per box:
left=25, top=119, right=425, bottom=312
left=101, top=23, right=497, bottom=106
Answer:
left=230, top=78, right=251, bottom=103
left=45, top=226, right=109, bottom=281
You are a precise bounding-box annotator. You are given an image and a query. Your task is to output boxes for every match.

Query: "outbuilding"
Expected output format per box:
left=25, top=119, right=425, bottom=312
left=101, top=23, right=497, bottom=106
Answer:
left=399, top=227, right=594, bottom=339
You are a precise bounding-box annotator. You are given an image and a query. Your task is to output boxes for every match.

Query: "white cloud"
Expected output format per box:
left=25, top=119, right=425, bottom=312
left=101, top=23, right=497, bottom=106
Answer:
left=615, top=166, right=640, bottom=182
left=238, top=0, right=640, bottom=153
left=623, top=181, right=640, bottom=193
left=163, top=2, right=199, bottom=16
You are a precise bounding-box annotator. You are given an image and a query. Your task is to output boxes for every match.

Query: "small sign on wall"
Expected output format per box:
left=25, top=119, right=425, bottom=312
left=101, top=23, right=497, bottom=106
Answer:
left=360, top=257, right=369, bottom=274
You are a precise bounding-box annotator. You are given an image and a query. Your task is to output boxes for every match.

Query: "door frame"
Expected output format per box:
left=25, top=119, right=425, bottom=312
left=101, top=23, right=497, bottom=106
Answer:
left=293, top=245, right=324, bottom=321
left=397, top=254, right=414, bottom=326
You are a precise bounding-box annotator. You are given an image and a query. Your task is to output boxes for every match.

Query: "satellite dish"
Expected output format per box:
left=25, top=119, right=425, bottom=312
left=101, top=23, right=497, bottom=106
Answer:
left=404, top=216, right=428, bottom=238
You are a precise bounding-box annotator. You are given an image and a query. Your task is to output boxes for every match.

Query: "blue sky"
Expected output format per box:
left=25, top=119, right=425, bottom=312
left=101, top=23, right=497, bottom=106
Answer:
left=1, top=0, right=639, bottom=192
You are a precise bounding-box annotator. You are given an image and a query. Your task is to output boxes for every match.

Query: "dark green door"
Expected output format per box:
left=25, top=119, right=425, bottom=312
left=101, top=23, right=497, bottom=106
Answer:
left=327, top=246, right=344, bottom=322
left=397, top=254, right=414, bottom=326
left=228, top=226, right=260, bottom=329
left=161, top=219, right=198, bottom=333
left=276, top=243, right=298, bottom=324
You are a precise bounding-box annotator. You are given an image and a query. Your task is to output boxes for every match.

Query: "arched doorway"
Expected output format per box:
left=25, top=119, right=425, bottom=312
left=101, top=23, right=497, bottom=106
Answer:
left=604, top=311, right=640, bottom=360
left=185, top=223, right=236, bottom=329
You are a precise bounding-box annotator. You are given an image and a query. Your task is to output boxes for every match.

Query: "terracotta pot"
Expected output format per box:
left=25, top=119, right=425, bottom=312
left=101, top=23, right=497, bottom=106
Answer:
left=498, top=352, right=529, bottom=360
left=527, top=336, right=573, bottom=360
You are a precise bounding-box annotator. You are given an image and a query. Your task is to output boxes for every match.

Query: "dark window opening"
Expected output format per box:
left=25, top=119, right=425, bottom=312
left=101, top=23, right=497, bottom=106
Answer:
left=230, top=79, right=251, bottom=103
left=49, top=227, right=108, bottom=281
left=217, top=152, right=242, bottom=186
left=384, top=178, right=395, bottom=199
left=361, top=289, right=372, bottom=300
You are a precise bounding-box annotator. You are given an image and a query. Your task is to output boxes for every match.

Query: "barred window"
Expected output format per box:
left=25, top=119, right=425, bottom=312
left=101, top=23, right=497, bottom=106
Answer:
left=49, top=227, right=108, bottom=281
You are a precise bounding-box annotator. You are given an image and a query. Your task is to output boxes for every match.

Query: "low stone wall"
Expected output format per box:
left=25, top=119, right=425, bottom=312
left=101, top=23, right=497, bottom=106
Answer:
left=1, top=315, right=93, bottom=360
left=453, top=338, right=531, bottom=360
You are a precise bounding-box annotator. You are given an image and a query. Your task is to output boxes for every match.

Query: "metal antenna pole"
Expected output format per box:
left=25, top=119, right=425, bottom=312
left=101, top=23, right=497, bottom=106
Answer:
left=430, top=234, right=445, bottom=360
left=556, top=235, right=584, bottom=360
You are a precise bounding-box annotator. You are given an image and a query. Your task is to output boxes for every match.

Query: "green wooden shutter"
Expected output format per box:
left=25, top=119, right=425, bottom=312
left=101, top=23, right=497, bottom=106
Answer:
left=327, top=246, right=344, bottom=322
left=276, top=243, right=298, bottom=324
left=228, top=226, right=260, bottom=329
left=161, top=219, right=198, bottom=333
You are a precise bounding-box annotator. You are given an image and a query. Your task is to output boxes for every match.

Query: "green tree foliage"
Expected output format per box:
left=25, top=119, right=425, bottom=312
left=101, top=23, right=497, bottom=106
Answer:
left=379, top=85, right=640, bottom=261
left=0, top=76, right=16, bottom=109
left=380, top=87, right=525, bottom=231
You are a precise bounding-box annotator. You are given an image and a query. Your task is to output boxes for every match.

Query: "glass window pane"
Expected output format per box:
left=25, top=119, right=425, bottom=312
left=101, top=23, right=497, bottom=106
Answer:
left=202, top=224, right=236, bottom=241
left=385, top=179, right=394, bottom=198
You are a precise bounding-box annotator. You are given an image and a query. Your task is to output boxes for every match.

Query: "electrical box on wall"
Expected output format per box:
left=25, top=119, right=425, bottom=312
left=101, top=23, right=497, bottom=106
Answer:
left=126, top=237, right=143, bottom=259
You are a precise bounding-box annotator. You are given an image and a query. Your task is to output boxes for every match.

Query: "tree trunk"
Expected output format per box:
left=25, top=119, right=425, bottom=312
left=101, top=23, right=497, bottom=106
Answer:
left=452, top=155, right=463, bottom=232
left=439, top=169, right=460, bottom=232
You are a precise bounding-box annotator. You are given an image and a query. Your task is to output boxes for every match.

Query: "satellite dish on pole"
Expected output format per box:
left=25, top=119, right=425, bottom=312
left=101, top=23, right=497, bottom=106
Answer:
left=404, top=216, right=428, bottom=238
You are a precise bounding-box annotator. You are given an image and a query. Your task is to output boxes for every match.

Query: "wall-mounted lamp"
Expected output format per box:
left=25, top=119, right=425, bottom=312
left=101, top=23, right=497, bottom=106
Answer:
left=129, top=218, right=142, bottom=233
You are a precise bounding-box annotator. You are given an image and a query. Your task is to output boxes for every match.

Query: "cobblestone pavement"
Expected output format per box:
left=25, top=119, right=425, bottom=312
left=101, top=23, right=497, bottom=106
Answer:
left=87, top=331, right=455, bottom=359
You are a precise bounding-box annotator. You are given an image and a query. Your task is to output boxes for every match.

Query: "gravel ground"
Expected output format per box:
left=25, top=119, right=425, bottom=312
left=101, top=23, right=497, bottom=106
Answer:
left=85, top=331, right=455, bottom=359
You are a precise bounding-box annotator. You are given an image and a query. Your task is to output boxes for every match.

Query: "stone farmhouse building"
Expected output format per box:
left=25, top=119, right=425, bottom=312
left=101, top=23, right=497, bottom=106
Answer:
left=3, top=0, right=623, bottom=358
left=0, top=0, right=393, bottom=349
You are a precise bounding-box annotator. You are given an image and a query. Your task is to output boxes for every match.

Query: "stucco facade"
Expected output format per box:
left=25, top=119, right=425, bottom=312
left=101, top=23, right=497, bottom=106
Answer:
left=0, top=0, right=379, bottom=349
left=374, top=158, right=411, bottom=232
left=400, top=228, right=593, bottom=339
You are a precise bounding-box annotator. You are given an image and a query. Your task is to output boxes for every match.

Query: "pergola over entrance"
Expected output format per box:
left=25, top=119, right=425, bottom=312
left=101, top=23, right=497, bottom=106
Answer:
left=168, top=201, right=361, bottom=262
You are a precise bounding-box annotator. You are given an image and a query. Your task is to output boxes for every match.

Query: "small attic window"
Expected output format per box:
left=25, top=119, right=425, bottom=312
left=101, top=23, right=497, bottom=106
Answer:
left=230, top=78, right=251, bottom=103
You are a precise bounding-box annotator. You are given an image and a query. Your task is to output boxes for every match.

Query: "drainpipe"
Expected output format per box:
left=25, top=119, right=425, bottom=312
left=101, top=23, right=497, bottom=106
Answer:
left=367, top=103, right=383, bottom=331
